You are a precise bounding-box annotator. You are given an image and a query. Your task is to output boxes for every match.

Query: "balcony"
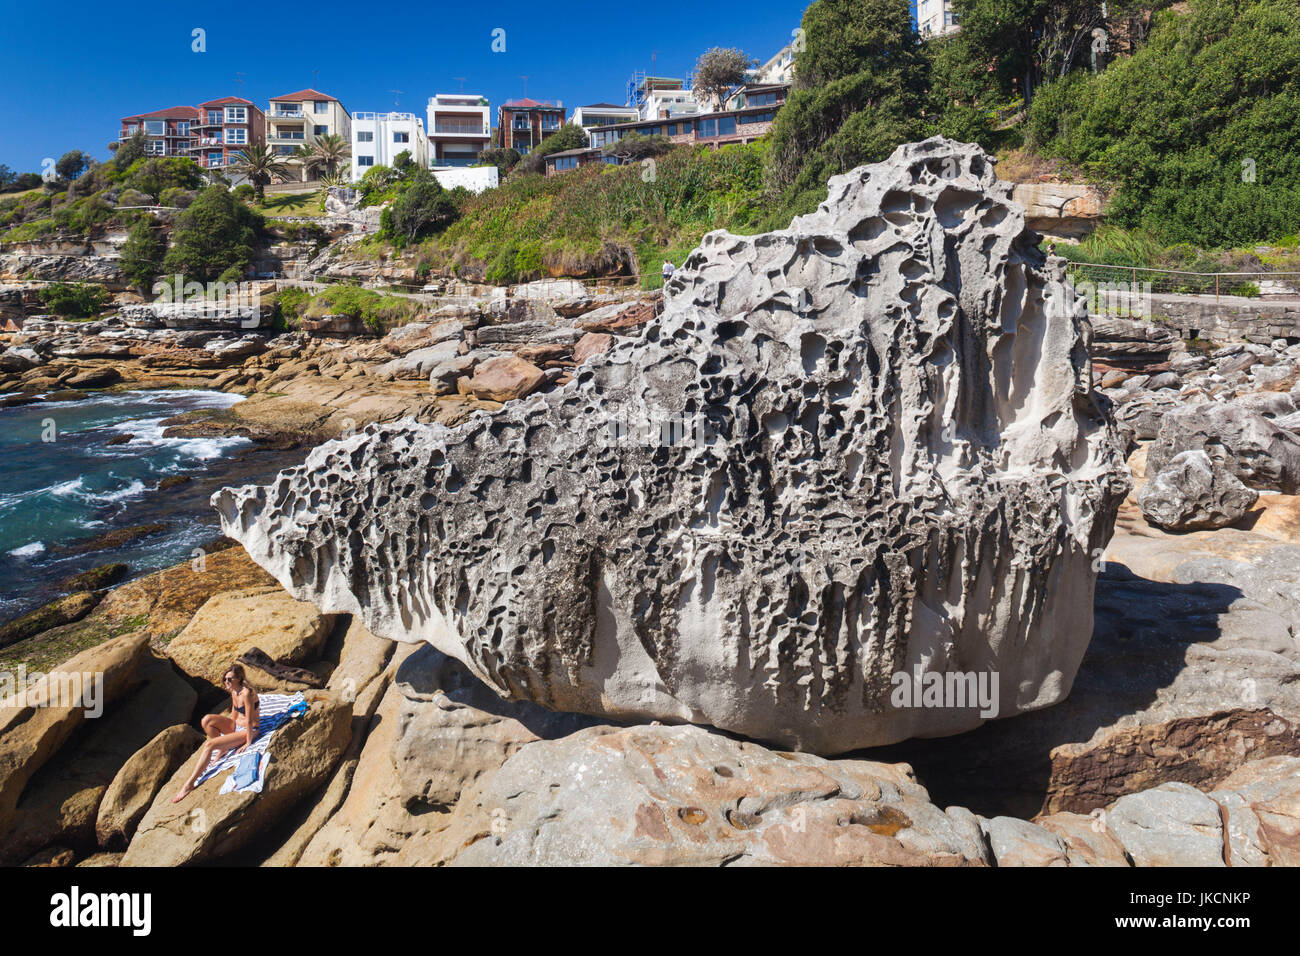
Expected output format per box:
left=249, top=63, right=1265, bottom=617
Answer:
left=433, top=123, right=488, bottom=136
left=270, top=130, right=306, bottom=140
left=270, top=109, right=304, bottom=118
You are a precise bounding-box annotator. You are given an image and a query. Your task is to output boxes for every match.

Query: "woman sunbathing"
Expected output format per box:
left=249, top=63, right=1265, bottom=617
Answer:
left=172, top=663, right=260, bottom=802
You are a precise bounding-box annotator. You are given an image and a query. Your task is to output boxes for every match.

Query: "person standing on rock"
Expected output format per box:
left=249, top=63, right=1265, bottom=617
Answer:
left=662, top=260, right=675, bottom=285
left=172, top=664, right=260, bottom=802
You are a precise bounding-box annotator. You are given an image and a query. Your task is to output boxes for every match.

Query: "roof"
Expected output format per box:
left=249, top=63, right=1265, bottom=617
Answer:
left=502, top=98, right=562, bottom=109
left=121, top=105, right=201, bottom=122
left=270, top=89, right=339, bottom=102
left=545, top=147, right=601, bottom=160
left=580, top=103, right=635, bottom=111
left=198, top=96, right=257, bottom=108
left=603, top=103, right=779, bottom=132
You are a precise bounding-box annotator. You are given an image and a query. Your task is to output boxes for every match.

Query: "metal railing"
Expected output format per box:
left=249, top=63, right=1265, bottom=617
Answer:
left=1063, top=261, right=1300, bottom=301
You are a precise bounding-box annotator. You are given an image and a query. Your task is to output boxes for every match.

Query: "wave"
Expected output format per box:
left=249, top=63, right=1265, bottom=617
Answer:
left=8, top=541, right=45, bottom=558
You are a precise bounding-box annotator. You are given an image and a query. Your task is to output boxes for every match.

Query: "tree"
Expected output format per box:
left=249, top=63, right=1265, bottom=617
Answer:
left=518, top=123, right=590, bottom=176
left=601, top=133, right=675, bottom=163
left=766, top=0, right=927, bottom=214
left=692, top=47, right=756, bottom=109
left=163, top=185, right=263, bottom=283
left=124, top=157, right=203, bottom=202
left=55, top=150, right=91, bottom=183
left=227, top=144, right=289, bottom=203
left=307, top=133, right=351, bottom=179
left=0, top=164, right=17, bottom=191
left=380, top=166, right=459, bottom=246
left=120, top=217, right=167, bottom=291
left=38, top=282, right=111, bottom=318
left=115, top=131, right=147, bottom=172
left=477, top=146, right=521, bottom=175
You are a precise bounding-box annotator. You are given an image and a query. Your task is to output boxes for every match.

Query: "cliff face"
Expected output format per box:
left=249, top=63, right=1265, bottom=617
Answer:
left=213, top=138, right=1130, bottom=754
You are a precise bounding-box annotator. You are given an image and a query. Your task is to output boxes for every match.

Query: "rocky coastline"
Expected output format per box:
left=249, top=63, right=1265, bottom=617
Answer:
left=2, top=140, right=1299, bottom=867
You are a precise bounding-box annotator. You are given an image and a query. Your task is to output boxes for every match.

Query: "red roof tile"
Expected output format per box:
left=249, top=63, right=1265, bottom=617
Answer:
left=121, top=105, right=201, bottom=122
left=197, top=96, right=257, bottom=108
left=270, top=89, right=339, bottom=102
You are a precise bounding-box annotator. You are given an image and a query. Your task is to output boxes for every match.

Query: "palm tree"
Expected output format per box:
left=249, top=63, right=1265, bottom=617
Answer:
left=228, top=144, right=289, bottom=203
left=290, top=144, right=316, bottom=183
left=308, top=133, right=351, bottom=180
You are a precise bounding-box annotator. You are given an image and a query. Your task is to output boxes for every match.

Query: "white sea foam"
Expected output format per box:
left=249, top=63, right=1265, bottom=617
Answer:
left=8, top=541, right=45, bottom=558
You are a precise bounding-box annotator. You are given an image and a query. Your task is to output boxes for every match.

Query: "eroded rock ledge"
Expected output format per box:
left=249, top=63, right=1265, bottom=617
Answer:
left=214, top=138, right=1129, bottom=754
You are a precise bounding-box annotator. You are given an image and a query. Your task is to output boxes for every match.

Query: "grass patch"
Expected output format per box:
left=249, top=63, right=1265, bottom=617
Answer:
left=256, top=190, right=325, bottom=218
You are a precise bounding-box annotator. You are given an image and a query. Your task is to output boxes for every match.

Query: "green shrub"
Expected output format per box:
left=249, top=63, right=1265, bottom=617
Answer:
left=38, top=281, right=111, bottom=318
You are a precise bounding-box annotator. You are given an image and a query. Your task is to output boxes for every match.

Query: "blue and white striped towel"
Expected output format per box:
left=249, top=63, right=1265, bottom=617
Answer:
left=195, top=692, right=306, bottom=787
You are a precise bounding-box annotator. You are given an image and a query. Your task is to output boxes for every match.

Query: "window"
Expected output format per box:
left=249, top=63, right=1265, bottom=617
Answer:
left=144, top=120, right=164, bottom=135
left=145, top=140, right=165, bottom=155
left=207, top=110, right=222, bottom=126
left=749, top=92, right=779, bottom=107
left=357, top=130, right=374, bottom=143
left=126, top=124, right=138, bottom=134
left=314, top=101, right=328, bottom=113
left=718, top=116, right=736, bottom=136
left=357, top=156, right=374, bottom=167
left=667, top=124, right=677, bottom=136
left=178, top=121, right=191, bottom=135
left=225, top=106, right=247, bottom=123
left=314, top=125, right=328, bottom=135
left=207, top=151, right=223, bottom=166
left=552, top=156, right=578, bottom=171
left=394, top=131, right=409, bottom=143
left=744, top=111, right=777, bottom=125
left=224, top=128, right=247, bottom=144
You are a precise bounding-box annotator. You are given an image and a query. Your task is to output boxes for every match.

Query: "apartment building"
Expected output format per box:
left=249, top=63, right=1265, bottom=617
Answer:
left=118, top=106, right=201, bottom=158
left=918, top=0, right=960, bottom=36
left=628, top=76, right=703, bottom=120
left=497, top=99, right=566, bottom=154
left=266, top=89, right=352, bottom=181
left=586, top=102, right=783, bottom=153
left=426, top=93, right=491, bottom=167
left=350, top=112, right=429, bottom=181
left=190, top=97, right=266, bottom=172
left=753, top=42, right=797, bottom=85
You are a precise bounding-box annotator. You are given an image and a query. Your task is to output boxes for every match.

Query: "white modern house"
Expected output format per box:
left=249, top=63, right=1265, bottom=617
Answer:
left=351, top=112, right=430, bottom=181
left=426, top=93, right=491, bottom=167
left=917, top=0, right=960, bottom=36
left=572, top=102, right=640, bottom=137
left=753, top=42, right=796, bottom=85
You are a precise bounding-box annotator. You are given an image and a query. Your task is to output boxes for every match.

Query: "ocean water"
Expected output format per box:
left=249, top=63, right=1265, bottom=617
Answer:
left=0, top=390, right=297, bottom=623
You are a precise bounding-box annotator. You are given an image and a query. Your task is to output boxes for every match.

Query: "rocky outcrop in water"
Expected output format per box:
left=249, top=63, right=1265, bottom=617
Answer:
left=214, top=139, right=1129, bottom=754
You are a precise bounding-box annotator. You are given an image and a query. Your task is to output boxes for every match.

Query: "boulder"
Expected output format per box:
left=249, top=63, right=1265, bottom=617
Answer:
left=572, top=332, right=613, bottom=365
left=1147, top=403, right=1300, bottom=493
left=64, top=367, right=122, bottom=389
left=96, top=724, right=204, bottom=851
left=455, top=354, right=546, bottom=402
left=0, top=634, right=149, bottom=845
left=122, top=691, right=351, bottom=866
left=164, top=585, right=335, bottom=687
left=1138, top=450, right=1259, bottom=531
left=0, top=655, right=196, bottom=863
left=213, top=138, right=1130, bottom=754
left=437, top=724, right=991, bottom=866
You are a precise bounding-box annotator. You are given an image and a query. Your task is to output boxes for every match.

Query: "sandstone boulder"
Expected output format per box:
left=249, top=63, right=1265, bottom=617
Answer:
left=1147, top=403, right=1300, bottom=493
left=455, top=354, right=546, bottom=402
left=96, top=723, right=204, bottom=851
left=214, top=138, right=1129, bottom=754
left=165, top=586, right=335, bottom=687
left=1138, top=450, right=1258, bottom=531
left=438, top=724, right=991, bottom=866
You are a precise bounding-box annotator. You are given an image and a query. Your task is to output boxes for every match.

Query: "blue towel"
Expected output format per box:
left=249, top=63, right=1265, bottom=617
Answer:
left=232, top=750, right=262, bottom=789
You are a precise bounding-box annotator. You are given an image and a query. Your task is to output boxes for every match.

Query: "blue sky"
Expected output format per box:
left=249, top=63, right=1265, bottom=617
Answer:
left=0, top=0, right=813, bottom=172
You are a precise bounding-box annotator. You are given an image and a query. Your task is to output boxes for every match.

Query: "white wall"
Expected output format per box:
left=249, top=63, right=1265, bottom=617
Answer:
left=431, top=166, right=498, bottom=193
left=351, top=112, right=429, bottom=181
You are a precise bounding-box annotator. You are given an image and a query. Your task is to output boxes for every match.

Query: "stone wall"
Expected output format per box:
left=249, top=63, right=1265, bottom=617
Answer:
left=1147, top=293, right=1300, bottom=344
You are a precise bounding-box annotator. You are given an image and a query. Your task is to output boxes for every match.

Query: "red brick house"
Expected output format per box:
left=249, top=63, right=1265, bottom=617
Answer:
left=192, top=97, right=266, bottom=172
left=496, top=98, right=566, bottom=154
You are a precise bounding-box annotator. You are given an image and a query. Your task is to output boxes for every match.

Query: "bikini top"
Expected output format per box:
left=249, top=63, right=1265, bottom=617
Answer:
left=234, top=696, right=259, bottom=717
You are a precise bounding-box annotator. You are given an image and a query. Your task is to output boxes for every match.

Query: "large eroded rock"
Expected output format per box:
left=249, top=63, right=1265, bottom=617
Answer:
left=214, top=138, right=1129, bottom=753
